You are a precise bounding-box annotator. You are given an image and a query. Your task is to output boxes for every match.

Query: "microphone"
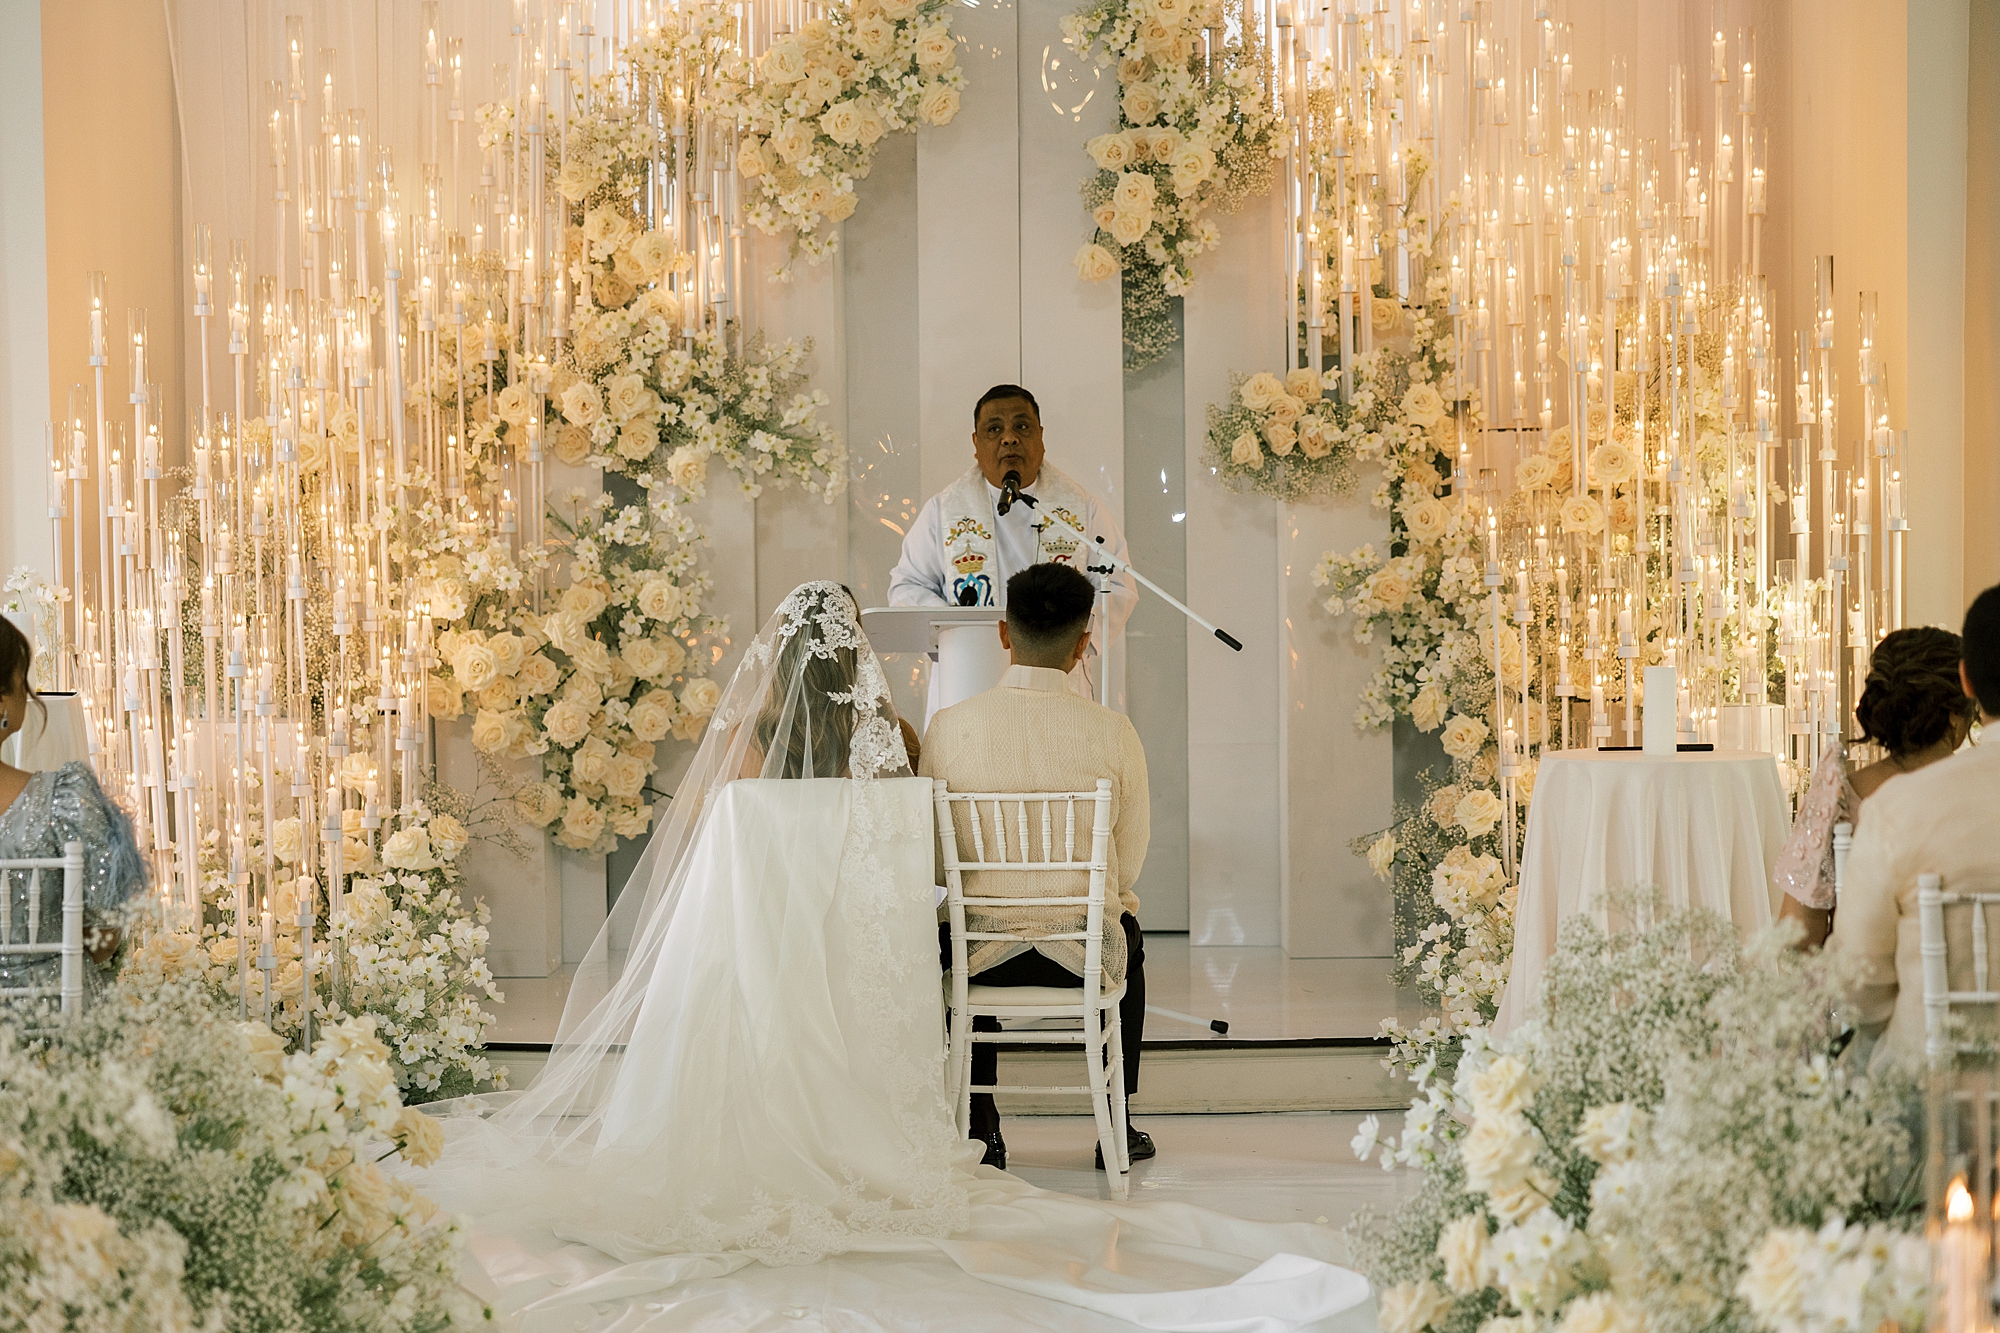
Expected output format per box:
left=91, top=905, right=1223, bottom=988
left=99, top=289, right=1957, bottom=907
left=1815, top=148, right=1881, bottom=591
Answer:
left=956, top=585, right=980, bottom=607
left=996, top=469, right=1022, bottom=516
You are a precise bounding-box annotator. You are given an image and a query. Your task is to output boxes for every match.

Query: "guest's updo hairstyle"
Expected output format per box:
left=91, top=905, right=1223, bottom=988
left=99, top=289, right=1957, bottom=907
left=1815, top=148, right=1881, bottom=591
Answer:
left=1854, top=626, right=1976, bottom=757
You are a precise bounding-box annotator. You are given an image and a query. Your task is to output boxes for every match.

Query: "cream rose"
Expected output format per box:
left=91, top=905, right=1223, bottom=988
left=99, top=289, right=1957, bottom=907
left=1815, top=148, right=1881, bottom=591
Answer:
left=1590, top=440, right=1637, bottom=485
left=1230, top=432, right=1262, bottom=467
left=1402, top=496, right=1450, bottom=545
left=1377, top=1281, right=1455, bottom=1333
left=1072, top=241, right=1120, bottom=282
left=799, top=68, right=842, bottom=108
left=488, top=633, right=525, bottom=677
left=561, top=580, right=610, bottom=621
left=668, top=446, right=709, bottom=494
left=1366, top=566, right=1409, bottom=610
left=605, top=754, right=650, bottom=800
left=428, top=813, right=470, bottom=863
left=680, top=677, right=723, bottom=718
left=1435, top=1213, right=1489, bottom=1294
left=559, top=797, right=608, bottom=850
left=542, top=610, right=589, bottom=657
left=852, top=12, right=895, bottom=58
left=514, top=781, right=564, bottom=828
left=1108, top=209, right=1149, bottom=246
left=559, top=382, right=603, bottom=427
left=1262, top=421, right=1296, bottom=457
left=451, top=640, right=500, bottom=691
left=1366, top=832, right=1398, bottom=880
left=391, top=1104, right=446, bottom=1169
left=630, top=228, right=677, bottom=279
left=770, top=118, right=815, bottom=165
left=571, top=737, right=614, bottom=788
left=1086, top=130, right=1136, bottom=171
left=1169, top=142, right=1214, bottom=192
left=1239, top=371, right=1285, bottom=412
left=638, top=578, right=688, bottom=623
left=627, top=691, right=677, bottom=742
left=913, top=23, right=957, bottom=71
left=1454, top=788, right=1504, bottom=838
left=471, top=708, right=519, bottom=755
left=880, top=0, right=917, bottom=18
left=1267, top=393, right=1305, bottom=426
left=819, top=99, right=866, bottom=145
left=762, top=36, right=807, bottom=82
left=1440, top=713, right=1491, bottom=761
left=1298, top=418, right=1334, bottom=459
left=1559, top=493, right=1606, bottom=535
left=271, top=817, right=303, bottom=865
left=542, top=698, right=591, bottom=746
left=917, top=82, right=960, bottom=126
left=1284, top=368, right=1320, bottom=401
left=852, top=101, right=886, bottom=146
left=1121, top=80, right=1163, bottom=125
left=1400, top=382, right=1447, bottom=427
left=515, top=654, right=561, bottom=697
left=554, top=424, right=592, bottom=465
left=571, top=638, right=612, bottom=679
left=1372, top=296, right=1405, bottom=336
left=240, top=1022, right=289, bottom=1080
left=1411, top=681, right=1449, bottom=732
left=1514, top=454, right=1555, bottom=491
left=622, top=638, right=666, bottom=679
left=604, top=374, right=654, bottom=422
left=736, top=137, right=770, bottom=179
left=382, top=826, right=437, bottom=871
left=1111, top=171, right=1157, bottom=214
left=557, top=159, right=603, bottom=202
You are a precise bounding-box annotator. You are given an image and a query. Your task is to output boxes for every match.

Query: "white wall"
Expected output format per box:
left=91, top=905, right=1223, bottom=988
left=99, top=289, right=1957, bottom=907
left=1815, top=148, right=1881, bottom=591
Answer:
left=0, top=0, right=49, bottom=595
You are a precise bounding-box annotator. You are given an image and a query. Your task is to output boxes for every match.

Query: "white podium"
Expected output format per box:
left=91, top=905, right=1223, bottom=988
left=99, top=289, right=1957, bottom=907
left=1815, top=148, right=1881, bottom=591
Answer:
left=861, top=607, right=1008, bottom=715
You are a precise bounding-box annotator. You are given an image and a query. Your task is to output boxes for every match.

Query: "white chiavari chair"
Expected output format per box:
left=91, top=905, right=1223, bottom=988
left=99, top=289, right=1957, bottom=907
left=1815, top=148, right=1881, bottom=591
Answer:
left=0, top=839, right=87, bottom=1024
left=935, top=778, right=1130, bottom=1196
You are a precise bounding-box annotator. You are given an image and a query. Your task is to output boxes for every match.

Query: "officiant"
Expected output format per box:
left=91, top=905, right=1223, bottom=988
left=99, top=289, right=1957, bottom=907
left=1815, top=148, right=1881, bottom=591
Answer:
left=887, top=385, right=1137, bottom=704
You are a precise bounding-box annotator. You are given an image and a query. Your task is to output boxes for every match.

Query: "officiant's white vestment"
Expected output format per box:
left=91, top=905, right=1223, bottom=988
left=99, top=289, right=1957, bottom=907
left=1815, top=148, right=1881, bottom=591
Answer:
left=888, top=465, right=1137, bottom=624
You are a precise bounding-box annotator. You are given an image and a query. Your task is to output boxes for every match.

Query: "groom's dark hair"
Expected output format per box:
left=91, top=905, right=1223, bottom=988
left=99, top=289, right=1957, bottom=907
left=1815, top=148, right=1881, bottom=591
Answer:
left=1004, top=564, right=1094, bottom=666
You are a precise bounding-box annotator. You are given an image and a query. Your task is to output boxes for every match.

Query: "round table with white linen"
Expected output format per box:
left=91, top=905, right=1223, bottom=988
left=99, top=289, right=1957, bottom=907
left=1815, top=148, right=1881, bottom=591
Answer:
left=1492, top=748, right=1790, bottom=1035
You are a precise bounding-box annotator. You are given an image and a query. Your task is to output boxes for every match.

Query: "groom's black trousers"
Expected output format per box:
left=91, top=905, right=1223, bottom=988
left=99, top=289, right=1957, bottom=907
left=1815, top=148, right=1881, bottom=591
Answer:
left=940, top=915, right=1145, bottom=1138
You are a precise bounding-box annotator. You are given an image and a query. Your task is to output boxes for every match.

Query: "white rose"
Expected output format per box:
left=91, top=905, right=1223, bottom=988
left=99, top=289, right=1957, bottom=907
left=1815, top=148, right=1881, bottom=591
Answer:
left=1412, top=682, right=1449, bottom=732
left=852, top=12, right=895, bottom=59
left=1285, top=368, right=1320, bottom=401
left=1366, top=832, right=1397, bottom=880
left=1589, top=440, right=1637, bottom=485
left=913, top=23, right=957, bottom=72
left=736, top=137, right=770, bottom=179
left=1230, top=432, right=1262, bottom=467
left=1436, top=1213, right=1490, bottom=1294
left=561, top=580, right=610, bottom=621
left=819, top=99, right=866, bottom=145
left=1111, top=171, right=1157, bottom=214
left=471, top=708, right=518, bottom=755
left=630, top=229, right=677, bottom=279
left=1559, top=1293, right=1645, bottom=1333
left=1086, top=131, right=1136, bottom=171
left=382, top=826, right=437, bottom=871
left=762, top=36, right=807, bottom=82
left=1263, top=421, right=1296, bottom=457
left=1514, top=454, right=1554, bottom=491
left=554, top=424, right=592, bottom=465
left=1458, top=1110, right=1539, bottom=1197
left=270, top=816, right=303, bottom=865
left=1454, top=788, right=1504, bottom=838
left=1169, top=142, right=1214, bottom=192
left=622, top=638, right=665, bottom=679
left=917, top=82, right=960, bottom=126
left=451, top=640, right=500, bottom=691
left=1401, top=382, right=1447, bottom=427
left=879, top=0, right=916, bottom=18
left=799, top=68, right=842, bottom=109
left=542, top=610, right=589, bottom=656
left=515, top=654, right=561, bottom=697
left=1121, top=80, right=1163, bottom=125
left=1467, top=1054, right=1541, bottom=1118
left=239, top=1022, right=289, bottom=1080
left=571, top=738, right=614, bottom=788
left=1108, top=209, right=1150, bottom=246
left=514, top=781, right=563, bottom=828
left=1239, top=371, right=1285, bottom=411
left=1377, top=1280, right=1455, bottom=1333
left=571, top=637, right=612, bottom=679
left=1298, top=418, right=1334, bottom=459
left=638, top=578, right=687, bottom=623
left=1572, top=1102, right=1646, bottom=1165
left=604, top=373, right=654, bottom=422
left=560, top=381, right=603, bottom=427
left=605, top=754, right=650, bottom=799
left=392, top=1104, right=446, bottom=1169
left=627, top=691, right=677, bottom=742
left=542, top=698, right=591, bottom=746
left=770, top=118, right=815, bottom=164
left=1367, top=567, right=1409, bottom=610
left=1738, top=1230, right=1812, bottom=1325
left=1403, top=496, right=1450, bottom=544
left=1267, top=393, right=1305, bottom=425
left=668, top=445, right=709, bottom=494
left=680, top=677, right=722, bottom=719
left=428, top=813, right=470, bottom=863
left=1440, top=713, right=1491, bottom=761
left=1559, top=493, right=1606, bottom=535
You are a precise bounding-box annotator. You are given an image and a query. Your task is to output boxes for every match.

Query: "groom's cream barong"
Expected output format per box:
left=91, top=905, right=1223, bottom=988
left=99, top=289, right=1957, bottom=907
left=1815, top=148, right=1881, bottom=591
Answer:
left=919, top=664, right=1148, bottom=982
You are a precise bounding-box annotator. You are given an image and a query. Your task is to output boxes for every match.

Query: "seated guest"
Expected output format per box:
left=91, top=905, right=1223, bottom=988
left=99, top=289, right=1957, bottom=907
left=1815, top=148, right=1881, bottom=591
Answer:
left=1833, top=584, right=2000, bottom=1071
left=1774, top=627, right=1979, bottom=947
left=920, top=563, right=1151, bottom=1171
left=0, top=617, right=146, bottom=1012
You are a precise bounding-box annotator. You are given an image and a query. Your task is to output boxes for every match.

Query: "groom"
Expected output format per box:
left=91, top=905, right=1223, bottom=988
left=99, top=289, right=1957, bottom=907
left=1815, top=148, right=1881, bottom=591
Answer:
left=920, top=562, right=1153, bottom=1171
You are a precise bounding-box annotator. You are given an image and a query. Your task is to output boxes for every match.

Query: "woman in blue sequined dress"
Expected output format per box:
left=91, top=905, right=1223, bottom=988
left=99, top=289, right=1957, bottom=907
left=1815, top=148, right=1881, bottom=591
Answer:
left=0, top=617, right=146, bottom=1008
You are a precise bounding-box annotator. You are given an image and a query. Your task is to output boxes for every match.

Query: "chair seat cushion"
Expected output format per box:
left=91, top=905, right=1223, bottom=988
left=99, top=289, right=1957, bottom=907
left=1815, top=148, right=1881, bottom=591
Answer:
left=961, top=981, right=1126, bottom=1008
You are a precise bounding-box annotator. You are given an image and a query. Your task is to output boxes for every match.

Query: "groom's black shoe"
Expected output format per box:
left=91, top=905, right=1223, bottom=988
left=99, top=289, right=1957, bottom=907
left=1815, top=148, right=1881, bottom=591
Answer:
left=973, top=1130, right=1007, bottom=1170
left=1095, top=1126, right=1156, bottom=1170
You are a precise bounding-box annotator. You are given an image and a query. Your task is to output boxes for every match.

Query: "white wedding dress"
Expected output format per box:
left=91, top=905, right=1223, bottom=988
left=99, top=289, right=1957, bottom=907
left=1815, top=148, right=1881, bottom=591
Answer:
left=406, top=585, right=1369, bottom=1331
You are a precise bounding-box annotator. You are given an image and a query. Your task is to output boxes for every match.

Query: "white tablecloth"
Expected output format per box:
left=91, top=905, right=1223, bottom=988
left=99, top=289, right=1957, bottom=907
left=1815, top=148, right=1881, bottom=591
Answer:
left=1492, top=749, right=1790, bottom=1035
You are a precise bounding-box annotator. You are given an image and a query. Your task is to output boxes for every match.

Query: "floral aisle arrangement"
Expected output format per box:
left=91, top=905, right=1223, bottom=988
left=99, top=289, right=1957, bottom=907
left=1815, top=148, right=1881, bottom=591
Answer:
left=1063, top=0, right=1280, bottom=369
left=128, top=804, right=505, bottom=1104
left=1351, top=906, right=1922, bottom=1333
left=1202, top=367, right=1360, bottom=502
left=0, top=979, right=486, bottom=1330
left=723, top=0, right=967, bottom=268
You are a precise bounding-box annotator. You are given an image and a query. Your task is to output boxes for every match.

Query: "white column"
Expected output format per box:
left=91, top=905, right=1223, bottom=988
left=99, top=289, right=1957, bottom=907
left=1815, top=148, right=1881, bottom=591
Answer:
left=0, top=0, right=49, bottom=588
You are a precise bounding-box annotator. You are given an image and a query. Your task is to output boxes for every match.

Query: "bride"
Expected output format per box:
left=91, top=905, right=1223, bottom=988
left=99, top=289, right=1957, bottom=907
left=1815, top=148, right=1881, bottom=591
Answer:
left=408, top=583, right=1367, bottom=1331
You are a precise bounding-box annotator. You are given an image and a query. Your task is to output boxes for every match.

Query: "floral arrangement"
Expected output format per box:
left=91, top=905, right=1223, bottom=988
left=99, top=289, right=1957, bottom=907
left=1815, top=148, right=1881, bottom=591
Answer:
left=1351, top=904, right=1921, bottom=1333
left=1738, top=1218, right=1931, bottom=1333
left=722, top=0, right=966, bottom=268
left=1, top=567, right=62, bottom=690
left=0, top=978, right=486, bottom=1330
left=1063, top=0, right=1280, bottom=369
left=130, top=804, right=504, bottom=1103
left=1203, top=367, right=1361, bottom=502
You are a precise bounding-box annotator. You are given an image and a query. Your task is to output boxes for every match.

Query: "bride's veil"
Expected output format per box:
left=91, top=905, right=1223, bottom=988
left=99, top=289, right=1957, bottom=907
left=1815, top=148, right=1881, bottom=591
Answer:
left=486, top=580, right=913, bottom=1158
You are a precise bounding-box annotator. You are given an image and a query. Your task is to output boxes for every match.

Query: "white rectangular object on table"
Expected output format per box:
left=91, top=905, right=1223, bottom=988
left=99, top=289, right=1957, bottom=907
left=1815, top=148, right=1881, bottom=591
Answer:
left=1643, top=666, right=1678, bottom=757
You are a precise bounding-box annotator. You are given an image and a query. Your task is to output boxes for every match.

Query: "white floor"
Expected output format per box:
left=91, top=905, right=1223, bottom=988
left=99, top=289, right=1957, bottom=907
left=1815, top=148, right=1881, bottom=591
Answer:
left=1006, top=1111, right=1416, bottom=1231
left=485, top=937, right=1423, bottom=1046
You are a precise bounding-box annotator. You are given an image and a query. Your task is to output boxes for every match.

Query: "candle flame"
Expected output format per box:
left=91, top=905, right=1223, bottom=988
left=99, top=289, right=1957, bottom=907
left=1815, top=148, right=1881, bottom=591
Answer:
left=1949, top=1176, right=1973, bottom=1222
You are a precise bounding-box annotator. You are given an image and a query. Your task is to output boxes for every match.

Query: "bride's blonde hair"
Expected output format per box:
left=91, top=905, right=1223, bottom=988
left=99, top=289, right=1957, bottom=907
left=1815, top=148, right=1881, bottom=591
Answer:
left=750, top=585, right=864, bottom=779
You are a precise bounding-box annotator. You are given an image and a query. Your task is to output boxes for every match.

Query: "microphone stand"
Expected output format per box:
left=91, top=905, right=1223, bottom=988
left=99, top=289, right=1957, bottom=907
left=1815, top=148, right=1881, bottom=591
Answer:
left=1017, top=494, right=1243, bottom=708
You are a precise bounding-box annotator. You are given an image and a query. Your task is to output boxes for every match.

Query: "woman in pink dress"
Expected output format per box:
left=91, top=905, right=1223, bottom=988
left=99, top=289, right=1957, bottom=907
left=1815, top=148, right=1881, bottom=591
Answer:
left=1774, top=626, right=1979, bottom=947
